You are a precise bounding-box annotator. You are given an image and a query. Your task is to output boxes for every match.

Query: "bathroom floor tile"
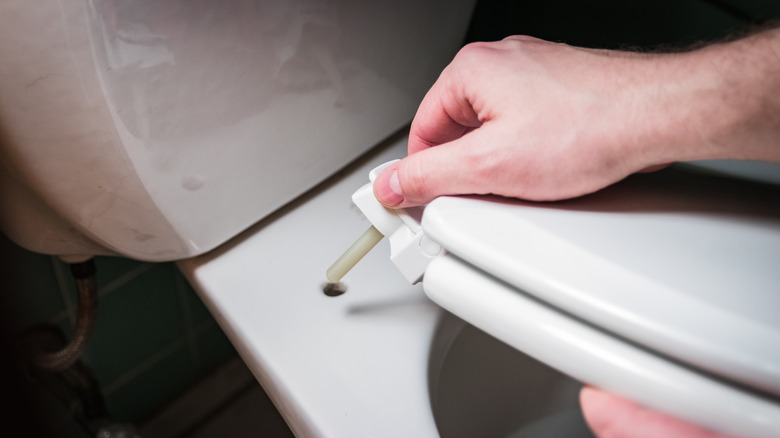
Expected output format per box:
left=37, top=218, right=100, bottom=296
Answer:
left=188, top=384, right=294, bottom=438
left=140, top=355, right=293, bottom=438
left=84, top=262, right=184, bottom=384
left=103, top=343, right=198, bottom=423
left=191, top=322, right=236, bottom=371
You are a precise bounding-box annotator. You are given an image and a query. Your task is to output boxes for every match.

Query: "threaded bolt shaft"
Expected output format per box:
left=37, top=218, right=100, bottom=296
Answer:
left=326, top=225, right=384, bottom=282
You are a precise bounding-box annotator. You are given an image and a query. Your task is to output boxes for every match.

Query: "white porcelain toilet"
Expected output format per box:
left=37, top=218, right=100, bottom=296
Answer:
left=2, top=2, right=780, bottom=438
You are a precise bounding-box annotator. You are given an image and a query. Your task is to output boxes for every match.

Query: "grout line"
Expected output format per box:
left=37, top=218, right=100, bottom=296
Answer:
left=102, top=318, right=218, bottom=396
left=139, top=355, right=256, bottom=438
left=102, top=337, right=186, bottom=395
left=98, top=262, right=154, bottom=297
left=176, top=377, right=259, bottom=438
left=192, top=318, right=216, bottom=336
left=50, top=256, right=76, bottom=327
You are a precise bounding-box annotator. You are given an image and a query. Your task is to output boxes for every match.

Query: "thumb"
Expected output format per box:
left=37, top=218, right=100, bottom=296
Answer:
left=373, top=132, right=490, bottom=208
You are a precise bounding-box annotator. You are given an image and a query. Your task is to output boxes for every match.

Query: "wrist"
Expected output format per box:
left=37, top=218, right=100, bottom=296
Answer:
left=639, top=29, right=780, bottom=165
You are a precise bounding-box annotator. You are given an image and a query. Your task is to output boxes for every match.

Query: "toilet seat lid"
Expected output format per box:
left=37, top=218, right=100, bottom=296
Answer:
left=421, top=165, right=780, bottom=397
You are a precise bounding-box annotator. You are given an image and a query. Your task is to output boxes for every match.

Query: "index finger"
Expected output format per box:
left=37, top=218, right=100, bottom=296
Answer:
left=408, top=67, right=482, bottom=155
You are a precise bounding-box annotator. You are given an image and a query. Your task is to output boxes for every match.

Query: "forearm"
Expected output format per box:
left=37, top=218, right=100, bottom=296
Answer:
left=649, top=27, right=780, bottom=165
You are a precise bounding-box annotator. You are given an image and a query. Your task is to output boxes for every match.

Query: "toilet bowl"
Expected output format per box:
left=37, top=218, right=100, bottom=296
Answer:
left=179, top=134, right=780, bottom=438
left=178, top=136, right=595, bottom=437
left=3, top=3, right=780, bottom=438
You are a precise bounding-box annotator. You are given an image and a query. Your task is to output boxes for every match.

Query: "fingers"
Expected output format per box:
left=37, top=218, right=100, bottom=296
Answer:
left=373, top=129, right=495, bottom=208
left=407, top=94, right=475, bottom=155
left=408, top=48, right=485, bottom=155
left=377, top=35, right=636, bottom=208
left=379, top=42, right=505, bottom=207
left=579, top=387, right=731, bottom=438
left=373, top=161, right=405, bottom=207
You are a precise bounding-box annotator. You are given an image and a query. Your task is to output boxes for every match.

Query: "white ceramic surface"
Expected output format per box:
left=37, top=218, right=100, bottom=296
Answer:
left=178, top=138, right=444, bottom=437
left=0, top=0, right=473, bottom=260
left=179, top=137, right=600, bottom=438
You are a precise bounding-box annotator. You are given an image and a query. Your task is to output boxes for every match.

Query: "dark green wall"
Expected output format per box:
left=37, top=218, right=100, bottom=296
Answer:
left=1, top=234, right=235, bottom=437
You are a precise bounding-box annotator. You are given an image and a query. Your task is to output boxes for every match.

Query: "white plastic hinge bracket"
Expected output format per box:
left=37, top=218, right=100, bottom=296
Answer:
left=351, top=160, right=444, bottom=284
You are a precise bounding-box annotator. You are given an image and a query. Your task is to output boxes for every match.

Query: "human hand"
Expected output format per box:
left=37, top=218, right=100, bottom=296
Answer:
left=580, top=387, right=732, bottom=438
left=373, top=32, right=780, bottom=208
left=372, top=31, right=780, bottom=438
left=374, top=36, right=681, bottom=207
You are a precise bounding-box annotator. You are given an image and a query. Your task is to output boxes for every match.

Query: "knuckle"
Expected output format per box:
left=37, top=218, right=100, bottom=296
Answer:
left=456, top=41, right=499, bottom=59
left=449, top=42, right=503, bottom=83
left=458, top=41, right=490, bottom=55
left=501, top=35, right=547, bottom=45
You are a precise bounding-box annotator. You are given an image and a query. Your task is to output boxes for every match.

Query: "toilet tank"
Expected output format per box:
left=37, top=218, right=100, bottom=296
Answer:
left=0, top=0, right=474, bottom=261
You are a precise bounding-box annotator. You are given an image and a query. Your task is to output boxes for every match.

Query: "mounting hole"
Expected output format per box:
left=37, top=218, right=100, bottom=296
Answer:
left=322, top=282, right=347, bottom=297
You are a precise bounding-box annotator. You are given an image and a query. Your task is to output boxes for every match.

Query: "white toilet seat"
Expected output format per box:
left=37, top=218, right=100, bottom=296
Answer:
left=420, top=166, right=780, bottom=438
left=425, top=253, right=780, bottom=438
left=421, top=172, right=780, bottom=397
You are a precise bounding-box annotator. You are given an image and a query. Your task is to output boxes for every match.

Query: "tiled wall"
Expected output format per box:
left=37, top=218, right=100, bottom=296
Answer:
left=1, top=233, right=235, bottom=437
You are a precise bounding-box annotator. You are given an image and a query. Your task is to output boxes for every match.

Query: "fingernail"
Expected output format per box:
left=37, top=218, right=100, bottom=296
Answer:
left=375, top=168, right=404, bottom=207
